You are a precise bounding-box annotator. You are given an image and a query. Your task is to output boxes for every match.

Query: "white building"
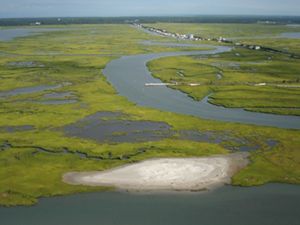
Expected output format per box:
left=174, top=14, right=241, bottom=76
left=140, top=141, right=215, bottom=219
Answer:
left=255, top=46, right=261, bottom=50
left=188, top=34, right=194, bottom=39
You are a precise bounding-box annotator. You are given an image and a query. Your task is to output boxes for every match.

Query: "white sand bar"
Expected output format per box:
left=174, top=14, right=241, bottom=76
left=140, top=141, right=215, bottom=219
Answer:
left=63, top=153, right=249, bottom=191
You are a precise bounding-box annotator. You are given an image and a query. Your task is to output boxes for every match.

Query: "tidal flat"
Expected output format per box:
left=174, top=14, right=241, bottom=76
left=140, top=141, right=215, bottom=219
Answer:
left=63, top=153, right=249, bottom=191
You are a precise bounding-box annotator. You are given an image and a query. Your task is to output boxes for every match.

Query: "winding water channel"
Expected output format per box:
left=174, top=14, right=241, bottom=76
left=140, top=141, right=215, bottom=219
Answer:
left=103, top=42, right=300, bottom=129
left=1, top=28, right=300, bottom=225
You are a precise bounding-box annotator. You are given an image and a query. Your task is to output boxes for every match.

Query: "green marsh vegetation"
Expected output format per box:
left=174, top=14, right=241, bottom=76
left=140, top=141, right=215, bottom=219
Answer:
left=0, top=24, right=299, bottom=206
left=149, top=22, right=300, bottom=54
left=148, top=48, right=300, bottom=116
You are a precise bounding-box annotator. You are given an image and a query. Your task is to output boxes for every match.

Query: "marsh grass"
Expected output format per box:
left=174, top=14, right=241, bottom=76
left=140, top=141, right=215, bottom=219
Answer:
left=0, top=24, right=299, bottom=206
left=148, top=48, right=300, bottom=115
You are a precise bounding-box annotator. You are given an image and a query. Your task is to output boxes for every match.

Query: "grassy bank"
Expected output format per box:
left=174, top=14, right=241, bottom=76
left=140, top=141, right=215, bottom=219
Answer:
left=148, top=48, right=300, bottom=115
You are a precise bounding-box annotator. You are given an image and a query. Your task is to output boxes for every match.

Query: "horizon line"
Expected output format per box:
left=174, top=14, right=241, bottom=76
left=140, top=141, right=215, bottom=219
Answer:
left=1, top=14, right=300, bottom=19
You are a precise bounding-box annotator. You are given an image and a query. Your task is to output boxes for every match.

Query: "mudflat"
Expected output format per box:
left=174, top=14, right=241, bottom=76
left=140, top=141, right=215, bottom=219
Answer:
left=63, top=153, right=249, bottom=191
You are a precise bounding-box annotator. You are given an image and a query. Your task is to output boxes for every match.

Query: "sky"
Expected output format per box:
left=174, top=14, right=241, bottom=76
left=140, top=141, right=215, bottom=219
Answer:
left=0, top=0, right=299, bottom=18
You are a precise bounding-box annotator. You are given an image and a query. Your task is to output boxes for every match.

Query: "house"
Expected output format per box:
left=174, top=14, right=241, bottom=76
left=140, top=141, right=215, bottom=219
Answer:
left=255, top=83, right=267, bottom=86
left=188, top=34, right=194, bottom=39
left=189, top=83, right=201, bottom=86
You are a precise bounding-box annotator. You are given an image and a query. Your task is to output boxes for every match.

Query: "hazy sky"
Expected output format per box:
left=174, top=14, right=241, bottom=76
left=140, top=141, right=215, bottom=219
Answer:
left=0, top=0, right=299, bottom=18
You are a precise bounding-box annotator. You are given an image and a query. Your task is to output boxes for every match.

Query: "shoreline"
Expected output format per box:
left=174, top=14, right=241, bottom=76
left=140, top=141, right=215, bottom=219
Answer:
left=63, top=152, right=249, bottom=192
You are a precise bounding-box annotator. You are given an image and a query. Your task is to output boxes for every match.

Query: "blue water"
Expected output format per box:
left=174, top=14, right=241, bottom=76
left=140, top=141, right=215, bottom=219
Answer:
left=280, top=32, right=300, bottom=39
left=1, top=184, right=299, bottom=225
left=0, top=28, right=65, bottom=41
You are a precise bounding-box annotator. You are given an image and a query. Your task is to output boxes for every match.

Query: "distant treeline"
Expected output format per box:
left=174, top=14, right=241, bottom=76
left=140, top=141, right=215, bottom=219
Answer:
left=0, top=16, right=300, bottom=26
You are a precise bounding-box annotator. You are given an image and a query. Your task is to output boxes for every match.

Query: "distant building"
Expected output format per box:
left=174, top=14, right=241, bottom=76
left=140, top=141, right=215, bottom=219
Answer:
left=189, top=83, right=200, bottom=86
left=255, top=83, right=267, bottom=86
left=188, top=34, right=194, bottom=39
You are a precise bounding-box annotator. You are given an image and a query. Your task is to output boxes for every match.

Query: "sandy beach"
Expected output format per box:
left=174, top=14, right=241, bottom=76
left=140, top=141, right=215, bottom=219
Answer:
left=63, top=153, right=249, bottom=191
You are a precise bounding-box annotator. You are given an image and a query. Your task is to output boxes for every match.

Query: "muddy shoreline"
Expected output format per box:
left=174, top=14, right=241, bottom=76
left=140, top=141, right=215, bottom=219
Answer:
left=63, top=153, right=249, bottom=192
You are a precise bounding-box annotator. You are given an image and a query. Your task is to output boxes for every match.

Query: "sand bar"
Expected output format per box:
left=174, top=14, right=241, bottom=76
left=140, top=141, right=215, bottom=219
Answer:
left=63, top=153, right=249, bottom=191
